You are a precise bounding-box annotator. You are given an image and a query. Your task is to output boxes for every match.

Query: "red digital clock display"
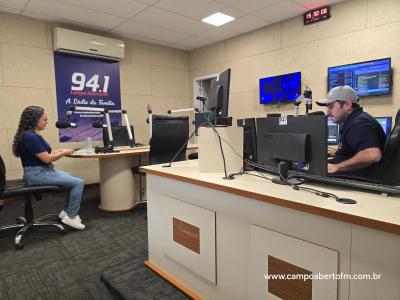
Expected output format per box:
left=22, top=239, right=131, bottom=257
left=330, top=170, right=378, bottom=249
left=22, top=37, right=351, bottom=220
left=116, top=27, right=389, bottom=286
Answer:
left=303, top=6, right=331, bottom=25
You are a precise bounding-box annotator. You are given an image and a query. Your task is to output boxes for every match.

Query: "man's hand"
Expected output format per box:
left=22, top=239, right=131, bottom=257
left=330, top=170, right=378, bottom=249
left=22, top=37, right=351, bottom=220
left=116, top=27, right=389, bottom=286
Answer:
left=327, top=148, right=337, bottom=157
left=328, top=163, right=339, bottom=174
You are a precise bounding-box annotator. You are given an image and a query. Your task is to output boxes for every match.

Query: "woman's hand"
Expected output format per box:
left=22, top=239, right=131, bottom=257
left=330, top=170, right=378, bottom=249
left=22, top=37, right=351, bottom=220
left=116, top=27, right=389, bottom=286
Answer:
left=37, top=148, right=74, bottom=163
left=52, top=149, right=67, bottom=154
left=62, top=149, right=74, bottom=155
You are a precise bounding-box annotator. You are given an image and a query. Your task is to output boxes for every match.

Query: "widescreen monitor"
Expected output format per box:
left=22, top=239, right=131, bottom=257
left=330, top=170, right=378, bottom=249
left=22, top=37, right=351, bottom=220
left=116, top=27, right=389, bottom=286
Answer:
left=256, top=115, right=327, bottom=176
left=328, top=58, right=391, bottom=96
left=103, top=125, right=134, bottom=148
left=375, top=117, right=392, bottom=137
left=259, top=72, right=301, bottom=104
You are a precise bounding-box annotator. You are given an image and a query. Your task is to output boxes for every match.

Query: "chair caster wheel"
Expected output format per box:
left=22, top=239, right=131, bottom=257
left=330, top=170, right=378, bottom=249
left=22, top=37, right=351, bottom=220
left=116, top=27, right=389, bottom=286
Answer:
left=15, top=243, right=24, bottom=250
left=16, top=216, right=26, bottom=224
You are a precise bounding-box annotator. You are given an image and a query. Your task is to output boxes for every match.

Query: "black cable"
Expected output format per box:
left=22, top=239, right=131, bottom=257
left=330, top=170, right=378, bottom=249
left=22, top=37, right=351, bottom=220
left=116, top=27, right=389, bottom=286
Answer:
left=240, top=161, right=351, bottom=203
left=199, top=101, right=231, bottom=180
left=164, top=129, right=197, bottom=167
left=163, top=104, right=214, bottom=168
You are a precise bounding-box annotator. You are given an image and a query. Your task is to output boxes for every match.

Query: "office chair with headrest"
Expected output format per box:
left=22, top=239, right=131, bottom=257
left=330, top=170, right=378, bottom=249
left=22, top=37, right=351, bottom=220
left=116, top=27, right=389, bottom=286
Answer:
left=149, top=115, right=189, bottom=165
left=369, top=109, right=400, bottom=185
left=0, top=155, right=67, bottom=249
left=131, top=115, right=189, bottom=211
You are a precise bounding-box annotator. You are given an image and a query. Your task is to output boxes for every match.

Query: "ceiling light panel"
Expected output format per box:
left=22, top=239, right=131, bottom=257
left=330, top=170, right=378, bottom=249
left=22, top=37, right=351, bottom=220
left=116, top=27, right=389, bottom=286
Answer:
left=202, top=12, right=235, bottom=26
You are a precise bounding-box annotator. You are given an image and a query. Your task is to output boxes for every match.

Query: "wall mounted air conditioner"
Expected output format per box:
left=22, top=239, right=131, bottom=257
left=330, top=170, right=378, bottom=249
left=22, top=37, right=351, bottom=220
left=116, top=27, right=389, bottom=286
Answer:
left=53, top=27, right=125, bottom=61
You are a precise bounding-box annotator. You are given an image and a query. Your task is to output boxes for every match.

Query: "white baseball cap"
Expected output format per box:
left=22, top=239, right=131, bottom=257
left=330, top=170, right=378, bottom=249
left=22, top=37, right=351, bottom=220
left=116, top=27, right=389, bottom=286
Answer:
left=316, top=85, right=358, bottom=106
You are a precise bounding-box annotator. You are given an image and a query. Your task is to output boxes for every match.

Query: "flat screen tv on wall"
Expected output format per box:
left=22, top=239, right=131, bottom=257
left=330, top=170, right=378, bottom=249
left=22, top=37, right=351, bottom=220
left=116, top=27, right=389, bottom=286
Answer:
left=259, top=72, right=301, bottom=104
left=327, top=58, right=392, bottom=97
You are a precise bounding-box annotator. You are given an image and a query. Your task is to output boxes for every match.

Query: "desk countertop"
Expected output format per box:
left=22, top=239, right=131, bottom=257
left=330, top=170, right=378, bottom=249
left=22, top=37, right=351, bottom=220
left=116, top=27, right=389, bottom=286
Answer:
left=141, top=160, right=400, bottom=235
left=69, top=144, right=198, bottom=158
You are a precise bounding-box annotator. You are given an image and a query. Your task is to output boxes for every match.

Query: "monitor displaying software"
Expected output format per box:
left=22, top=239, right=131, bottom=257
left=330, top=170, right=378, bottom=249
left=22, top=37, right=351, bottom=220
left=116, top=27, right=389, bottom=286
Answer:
left=328, top=58, right=391, bottom=97
left=327, top=117, right=339, bottom=145
left=259, top=72, right=301, bottom=104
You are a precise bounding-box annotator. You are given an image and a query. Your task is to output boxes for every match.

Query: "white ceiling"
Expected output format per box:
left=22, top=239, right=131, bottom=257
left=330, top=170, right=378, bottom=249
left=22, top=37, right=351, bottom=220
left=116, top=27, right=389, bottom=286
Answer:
left=0, top=0, right=346, bottom=50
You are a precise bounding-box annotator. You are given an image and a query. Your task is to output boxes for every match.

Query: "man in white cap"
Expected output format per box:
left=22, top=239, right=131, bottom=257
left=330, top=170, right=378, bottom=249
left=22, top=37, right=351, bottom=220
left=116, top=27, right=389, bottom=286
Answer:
left=317, top=85, right=386, bottom=175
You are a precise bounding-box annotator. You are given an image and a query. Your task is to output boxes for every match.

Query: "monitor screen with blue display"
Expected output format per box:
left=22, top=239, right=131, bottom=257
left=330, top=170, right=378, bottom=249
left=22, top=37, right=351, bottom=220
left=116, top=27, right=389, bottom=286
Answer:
left=327, top=117, right=339, bottom=145
left=375, top=117, right=392, bottom=137
left=259, top=72, right=301, bottom=104
left=328, top=58, right=391, bottom=97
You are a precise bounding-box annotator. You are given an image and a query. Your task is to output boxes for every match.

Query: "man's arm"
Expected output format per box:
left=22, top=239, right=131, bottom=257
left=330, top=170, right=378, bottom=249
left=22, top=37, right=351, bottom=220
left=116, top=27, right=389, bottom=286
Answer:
left=328, top=147, right=382, bottom=173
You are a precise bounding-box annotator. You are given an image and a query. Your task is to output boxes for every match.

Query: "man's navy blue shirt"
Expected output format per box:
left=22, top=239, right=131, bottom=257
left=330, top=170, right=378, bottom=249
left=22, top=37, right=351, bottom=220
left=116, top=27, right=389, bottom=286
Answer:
left=331, top=107, right=386, bottom=175
left=19, top=131, right=52, bottom=167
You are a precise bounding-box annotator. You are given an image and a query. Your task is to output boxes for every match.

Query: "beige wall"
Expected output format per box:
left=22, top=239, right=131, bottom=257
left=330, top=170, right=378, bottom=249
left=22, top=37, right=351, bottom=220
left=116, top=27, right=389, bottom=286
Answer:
left=189, top=0, right=400, bottom=123
left=0, top=12, right=190, bottom=183
left=1, top=0, right=399, bottom=184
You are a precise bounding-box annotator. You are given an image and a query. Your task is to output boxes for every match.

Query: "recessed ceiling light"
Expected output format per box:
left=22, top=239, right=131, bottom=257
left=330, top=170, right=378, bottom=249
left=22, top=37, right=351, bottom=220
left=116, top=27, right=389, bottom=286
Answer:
left=202, top=12, right=235, bottom=27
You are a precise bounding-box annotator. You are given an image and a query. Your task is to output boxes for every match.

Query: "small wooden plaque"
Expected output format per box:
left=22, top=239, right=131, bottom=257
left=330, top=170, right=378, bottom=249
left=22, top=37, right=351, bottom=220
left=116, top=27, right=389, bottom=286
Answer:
left=268, top=255, right=312, bottom=300
left=173, top=218, right=200, bottom=254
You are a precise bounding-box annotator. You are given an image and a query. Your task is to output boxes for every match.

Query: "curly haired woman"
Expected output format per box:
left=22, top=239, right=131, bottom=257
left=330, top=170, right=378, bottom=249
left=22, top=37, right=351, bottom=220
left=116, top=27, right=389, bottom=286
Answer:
left=12, top=106, right=85, bottom=230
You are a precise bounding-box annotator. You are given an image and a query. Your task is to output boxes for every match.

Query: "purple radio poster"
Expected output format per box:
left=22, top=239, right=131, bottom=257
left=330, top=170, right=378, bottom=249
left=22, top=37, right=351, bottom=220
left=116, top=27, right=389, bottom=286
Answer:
left=54, top=53, right=121, bottom=142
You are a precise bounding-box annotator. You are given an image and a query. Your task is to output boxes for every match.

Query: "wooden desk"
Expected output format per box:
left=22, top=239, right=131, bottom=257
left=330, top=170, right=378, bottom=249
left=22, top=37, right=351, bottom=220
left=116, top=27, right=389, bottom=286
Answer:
left=141, top=160, right=400, bottom=300
left=69, top=144, right=197, bottom=212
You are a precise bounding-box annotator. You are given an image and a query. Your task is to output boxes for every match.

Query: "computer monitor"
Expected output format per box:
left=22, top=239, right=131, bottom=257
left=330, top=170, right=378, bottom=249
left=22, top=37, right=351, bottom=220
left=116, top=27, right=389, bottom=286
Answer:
left=327, top=117, right=340, bottom=145
left=237, top=118, right=257, bottom=162
left=259, top=72, right=301, bottom=104
left=375, top=117, right=392, bottom=137
left=103, top=125, right=135, bottom=148
left=256, top=115, right=327, bottom=177
left=328, top=58, right=392, bottom=97
left=207, top=68, right=231, bottom=118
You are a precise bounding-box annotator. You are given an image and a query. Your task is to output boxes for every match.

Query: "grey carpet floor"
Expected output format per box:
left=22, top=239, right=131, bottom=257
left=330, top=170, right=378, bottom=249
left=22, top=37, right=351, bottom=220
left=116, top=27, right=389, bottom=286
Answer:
left=0, top=185, right=186, bottom=300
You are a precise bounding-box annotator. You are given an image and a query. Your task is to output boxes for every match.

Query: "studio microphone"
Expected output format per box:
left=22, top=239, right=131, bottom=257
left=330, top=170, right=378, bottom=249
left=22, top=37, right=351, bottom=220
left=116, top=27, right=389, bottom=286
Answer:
left=293, top=86, right=313, bottom=116
left=55, top=121, right=77, bottom=129
left=294, top=95, right=302, bottom=117
left=304, top=87, right=312, bottom=115
left=92, top=120, right=104, bottom=128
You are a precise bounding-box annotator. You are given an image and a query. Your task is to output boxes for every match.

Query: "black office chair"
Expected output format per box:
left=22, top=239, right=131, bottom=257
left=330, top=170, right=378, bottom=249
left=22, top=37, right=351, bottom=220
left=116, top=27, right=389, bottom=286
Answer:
left=149, top=115, right=189, bottom=164
left=369, top=109, right=400, bottom=185
left=131, top=115, right=189, bottom=210
left=0, top=155, right=67, bottom=249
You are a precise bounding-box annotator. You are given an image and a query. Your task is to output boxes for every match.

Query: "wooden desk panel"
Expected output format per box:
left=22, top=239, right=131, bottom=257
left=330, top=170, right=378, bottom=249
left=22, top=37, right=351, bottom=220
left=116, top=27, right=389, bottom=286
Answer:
left=68, top=144, right=197, bottom=211
left=141, top=160, right=400, bottom=235
left=143, top=160, right=400, bottom=299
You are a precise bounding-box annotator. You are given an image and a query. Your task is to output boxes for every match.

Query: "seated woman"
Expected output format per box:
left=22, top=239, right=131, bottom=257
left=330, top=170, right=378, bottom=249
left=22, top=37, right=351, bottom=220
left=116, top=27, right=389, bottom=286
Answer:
left=12, top=106, right=85, bottom=230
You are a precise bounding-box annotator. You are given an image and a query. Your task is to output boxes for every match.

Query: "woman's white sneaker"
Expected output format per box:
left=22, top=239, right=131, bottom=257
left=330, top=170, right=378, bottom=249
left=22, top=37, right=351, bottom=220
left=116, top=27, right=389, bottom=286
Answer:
left=58, top=210, right=81, bottom=222
left=61, top=215, right=85, bottom=230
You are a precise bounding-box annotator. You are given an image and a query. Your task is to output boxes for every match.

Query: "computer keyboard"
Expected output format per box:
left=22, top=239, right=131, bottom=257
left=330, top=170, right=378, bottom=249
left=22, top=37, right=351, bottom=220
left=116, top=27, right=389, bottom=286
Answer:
left=295, top=173, right=400, bottom=195
left=248, top=162, right=400, bottom=195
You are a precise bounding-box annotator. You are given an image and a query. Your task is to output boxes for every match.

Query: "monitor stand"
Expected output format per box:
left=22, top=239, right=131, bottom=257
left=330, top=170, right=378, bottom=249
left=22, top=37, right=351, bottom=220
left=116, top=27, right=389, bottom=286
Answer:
left=214, top=117, right=232, bottom=127
left=272, top=161, right=304, bottom=186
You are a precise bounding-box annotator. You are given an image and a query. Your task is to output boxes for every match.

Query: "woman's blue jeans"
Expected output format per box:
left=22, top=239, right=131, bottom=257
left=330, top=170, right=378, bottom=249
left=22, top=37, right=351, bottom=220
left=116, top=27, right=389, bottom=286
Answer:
left=23, top=166, right=84, bottom=218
